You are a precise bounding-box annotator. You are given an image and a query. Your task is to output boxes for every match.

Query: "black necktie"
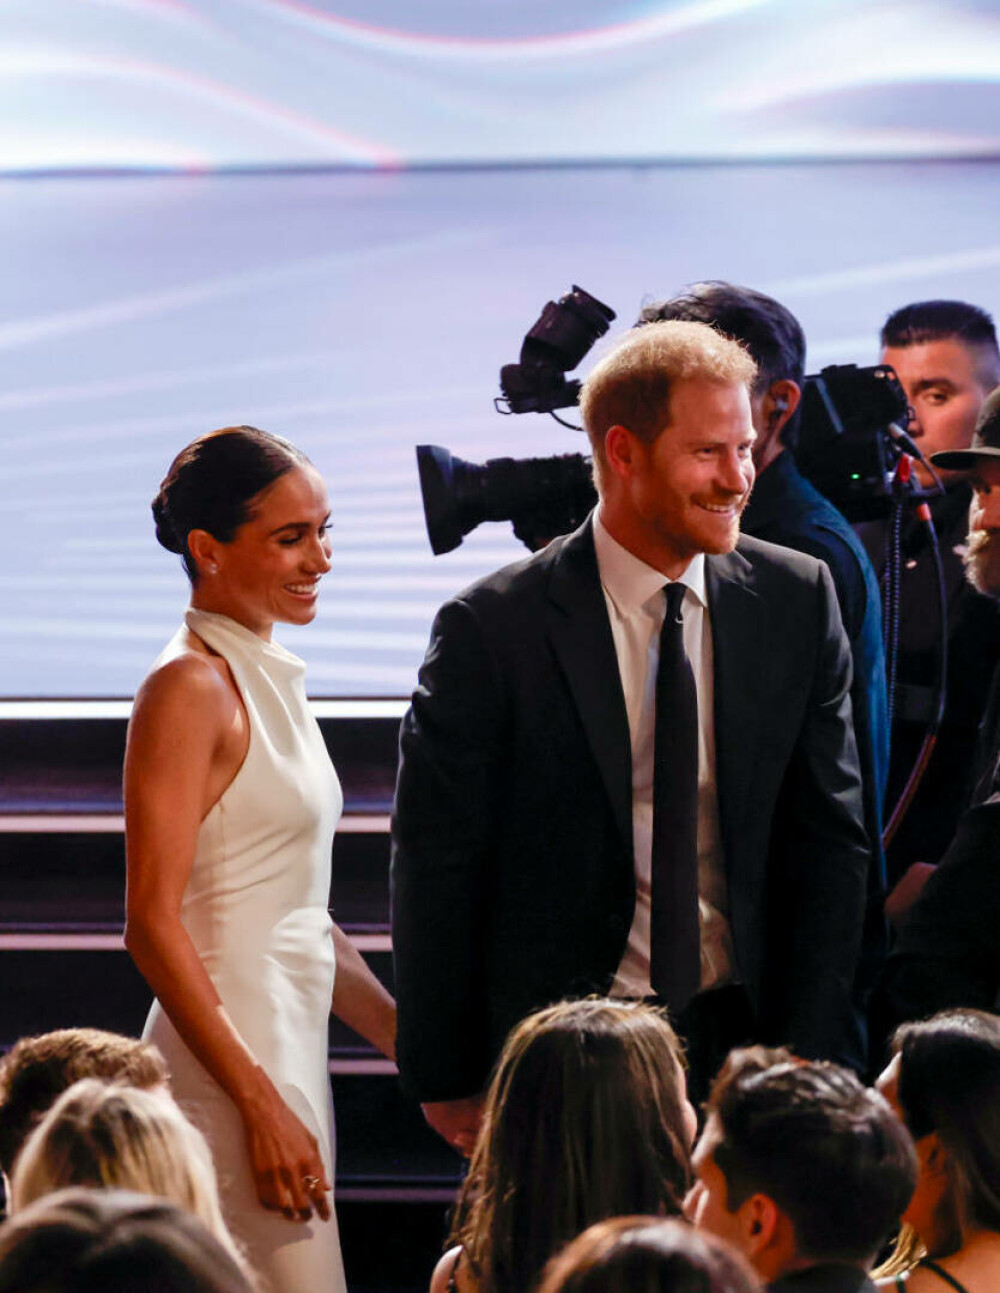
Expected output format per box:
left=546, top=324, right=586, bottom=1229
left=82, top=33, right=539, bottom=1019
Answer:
left=649, top=582, right=701, bottom=1013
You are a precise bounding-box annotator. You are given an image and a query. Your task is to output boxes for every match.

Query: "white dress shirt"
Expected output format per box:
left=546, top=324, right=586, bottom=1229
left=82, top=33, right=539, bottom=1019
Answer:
left=592, top=510, right=737, bottom=999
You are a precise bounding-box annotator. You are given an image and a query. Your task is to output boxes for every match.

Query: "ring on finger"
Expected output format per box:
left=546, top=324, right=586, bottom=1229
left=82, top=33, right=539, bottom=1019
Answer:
left=302, top=1174, right=322, bottom=1192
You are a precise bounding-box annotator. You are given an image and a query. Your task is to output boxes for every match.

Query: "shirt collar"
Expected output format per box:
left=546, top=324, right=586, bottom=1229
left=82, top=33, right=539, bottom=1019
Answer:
left=593, top=508, right=707, bottom=614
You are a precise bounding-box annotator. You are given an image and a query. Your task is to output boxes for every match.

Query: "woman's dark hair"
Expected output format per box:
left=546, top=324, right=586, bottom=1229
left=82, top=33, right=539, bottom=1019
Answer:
left=451, top=998, right=692, bottom=1293
left=537, top=1216, right=761, bottom=1293
left=892, top=1008, right=1000, bottom=1245
left=152, top=426, right=308, bottom=582
left=0, top=1187, right=254, bottom=1292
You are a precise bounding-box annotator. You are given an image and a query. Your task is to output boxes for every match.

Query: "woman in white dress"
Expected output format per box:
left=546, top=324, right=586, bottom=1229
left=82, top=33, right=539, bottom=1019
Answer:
left=124, top=426, right=396, bottom=1293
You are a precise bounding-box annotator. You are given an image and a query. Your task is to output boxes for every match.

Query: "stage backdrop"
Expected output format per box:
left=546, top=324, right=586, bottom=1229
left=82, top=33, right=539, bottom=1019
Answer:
left=2, top=0, right=1000, bottom=697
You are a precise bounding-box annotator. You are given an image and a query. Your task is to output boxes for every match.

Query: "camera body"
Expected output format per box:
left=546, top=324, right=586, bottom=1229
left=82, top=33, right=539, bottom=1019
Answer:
left=498, top=286, right=616, bottom=415
left=796, top=363, right=911, bottom=522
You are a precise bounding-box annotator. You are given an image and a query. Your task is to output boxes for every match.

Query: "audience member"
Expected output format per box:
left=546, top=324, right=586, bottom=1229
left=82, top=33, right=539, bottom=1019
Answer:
left=430, top=998, right=696, bottom=1293
left=10, top=1079, right=246, bottom=1274
left=686, top=1048, right=916, bottom=1292
left=0, top=1187, right=253, bottom=1293
left=640, top=282, right=889, bottom=1053
left=538, top=1215, right=761, bottom=1293
left=858, top=301, right=1000, bottom=888
left=0, top=1028, right=167, bottom=1183
left=875, top=1009, right=1000, bottom=1292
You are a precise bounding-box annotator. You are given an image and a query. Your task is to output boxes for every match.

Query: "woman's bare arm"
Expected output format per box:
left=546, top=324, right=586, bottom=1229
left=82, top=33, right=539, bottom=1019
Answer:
left=330, top=924, right=396, bottom=1061
left=124, top=653, right=329, bottom=1220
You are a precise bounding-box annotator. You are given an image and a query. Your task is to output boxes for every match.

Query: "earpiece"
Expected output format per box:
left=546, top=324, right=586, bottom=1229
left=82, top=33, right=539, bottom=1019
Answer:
left=768, top=395, right=789, bottom=431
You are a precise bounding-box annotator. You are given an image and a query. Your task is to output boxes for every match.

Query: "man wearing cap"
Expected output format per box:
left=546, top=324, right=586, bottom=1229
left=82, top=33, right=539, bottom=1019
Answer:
left=875, top=387, right=1000, bottom=1031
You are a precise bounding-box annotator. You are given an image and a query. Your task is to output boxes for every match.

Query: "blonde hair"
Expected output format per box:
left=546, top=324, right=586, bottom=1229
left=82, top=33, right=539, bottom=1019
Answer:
left=0, top=1027, right=168, bottom=1176
left=11, top=1080, right=248, bottom=1278
left=579, top=320, right=756, bottom=489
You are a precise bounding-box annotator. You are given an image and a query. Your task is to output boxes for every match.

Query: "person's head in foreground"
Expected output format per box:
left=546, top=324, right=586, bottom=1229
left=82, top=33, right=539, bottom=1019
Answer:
left=10, top=1079, right=244, bottom=1273
left=538, top=1215, right=762, bottom=1293
left=880, top=299, right=1000, bottom=488
left=0, top=1028, right=168, bottom=1183
left=875, top=1009, right=1000, bottom=1283
left=929, top=385, right=1000, bottom=599
left=444, top=998, right=697, bottom=1293
left=0, top=1187, right=253, bottom=1293
left=153, top=424, right=331, bottom=637
left=578, top=319, right=757, bottom=579
left=686, top=1047, right=917, bottom=1287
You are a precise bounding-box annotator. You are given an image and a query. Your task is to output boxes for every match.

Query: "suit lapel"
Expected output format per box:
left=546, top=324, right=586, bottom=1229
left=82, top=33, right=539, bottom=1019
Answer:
left=546, top=520, right=633, bottom=855
left=707, top=547, right=765, bottom=866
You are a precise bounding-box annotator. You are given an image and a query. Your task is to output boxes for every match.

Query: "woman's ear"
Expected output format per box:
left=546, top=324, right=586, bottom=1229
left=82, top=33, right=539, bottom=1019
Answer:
left=187, top=528, right=220, bottom=578
left=924, top=1131, right=951, bottom=1178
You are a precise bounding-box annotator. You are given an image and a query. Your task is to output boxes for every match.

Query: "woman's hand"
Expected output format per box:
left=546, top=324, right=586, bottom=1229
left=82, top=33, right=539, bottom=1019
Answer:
left=240, top=1090, right=331, bottom=1221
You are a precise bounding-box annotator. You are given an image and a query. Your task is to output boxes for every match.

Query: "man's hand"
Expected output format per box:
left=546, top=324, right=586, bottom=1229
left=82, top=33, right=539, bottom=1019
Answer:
left=421, top=1095, right=485, bottom=1156
left=885, top=862, right=938, bottom=929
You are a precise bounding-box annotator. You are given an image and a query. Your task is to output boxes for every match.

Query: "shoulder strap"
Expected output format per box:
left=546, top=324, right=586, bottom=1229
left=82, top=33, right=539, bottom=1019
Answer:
left=920, top=1258, right=973, bottom=1293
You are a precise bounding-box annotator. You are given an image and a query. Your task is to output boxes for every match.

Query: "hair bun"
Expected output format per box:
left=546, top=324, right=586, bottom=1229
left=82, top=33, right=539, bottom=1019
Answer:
left=151, top=493, right=184, bottom=554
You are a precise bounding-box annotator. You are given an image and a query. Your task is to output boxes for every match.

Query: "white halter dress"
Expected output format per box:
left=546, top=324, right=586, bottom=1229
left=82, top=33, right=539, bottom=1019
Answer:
left=144, top=608, right=346, bottom=1293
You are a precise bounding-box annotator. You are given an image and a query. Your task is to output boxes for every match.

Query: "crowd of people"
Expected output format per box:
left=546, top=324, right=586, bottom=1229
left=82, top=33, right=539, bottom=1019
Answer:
left=2, top=287, right=1000, bottom=1290
left=5, top=1007, right=1000, bottom=1290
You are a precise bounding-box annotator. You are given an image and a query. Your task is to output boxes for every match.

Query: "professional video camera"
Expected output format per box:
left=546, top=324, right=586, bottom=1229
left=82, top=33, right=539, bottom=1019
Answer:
left=418, top=285, right=613, bottom=554
left=417, top=285, right=919, bottom=554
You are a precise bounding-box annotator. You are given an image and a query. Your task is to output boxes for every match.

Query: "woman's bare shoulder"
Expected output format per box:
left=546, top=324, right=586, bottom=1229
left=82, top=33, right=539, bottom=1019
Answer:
left=430, top=1246, right=477, bottom=1293
left=133, top=630, right=236, bottom=725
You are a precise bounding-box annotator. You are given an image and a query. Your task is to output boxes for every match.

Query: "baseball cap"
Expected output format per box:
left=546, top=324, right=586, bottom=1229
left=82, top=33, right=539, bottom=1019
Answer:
left=931, top=385, right=1000, bottom=469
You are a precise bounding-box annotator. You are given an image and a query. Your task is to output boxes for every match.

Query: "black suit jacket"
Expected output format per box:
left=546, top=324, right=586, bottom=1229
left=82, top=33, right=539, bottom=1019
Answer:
left=391, top=519, right=869, bottom=1101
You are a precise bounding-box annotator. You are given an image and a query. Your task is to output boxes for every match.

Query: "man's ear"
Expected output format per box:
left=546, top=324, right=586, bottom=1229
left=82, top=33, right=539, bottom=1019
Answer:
left=762, top=379, right=802, bottom=434
left=739, top=1192, right=781, bottom=1257
left=604, top=424, right=639, bottom=480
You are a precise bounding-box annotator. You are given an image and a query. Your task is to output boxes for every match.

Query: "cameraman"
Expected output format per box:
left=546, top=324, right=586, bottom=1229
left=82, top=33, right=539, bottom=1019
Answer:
left=639, top=284, right=888, bottom=1059
left=857, top=301, right=1000, bottom=905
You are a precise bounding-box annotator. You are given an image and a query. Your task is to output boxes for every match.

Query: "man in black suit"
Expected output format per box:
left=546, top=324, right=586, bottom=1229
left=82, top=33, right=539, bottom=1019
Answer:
left=638, top=284, right=890, bottom=1062
left=686, top=1048, right=917, bottom=1293
left=391, top=320, right=869, bottom=1150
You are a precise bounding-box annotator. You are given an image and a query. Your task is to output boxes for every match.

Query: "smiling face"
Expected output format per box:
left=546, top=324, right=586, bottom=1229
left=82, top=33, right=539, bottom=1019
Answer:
left=191, top=464, right=332, bottom=639
left=602, top=378, right=756, bottom=577
left=881, top=338, right=993, bottom=487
